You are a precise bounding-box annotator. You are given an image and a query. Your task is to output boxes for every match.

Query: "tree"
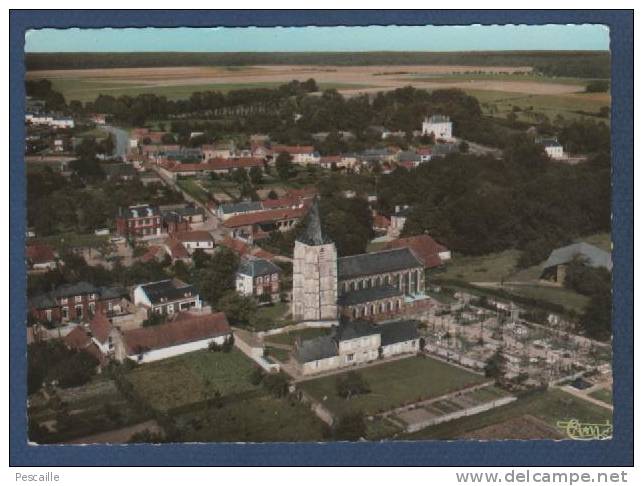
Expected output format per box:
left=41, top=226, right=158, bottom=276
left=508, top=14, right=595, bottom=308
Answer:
left=249, top=165, right=264, bottom=185
left=276, top=152, right=294, bottom=180
left=335, top=371, right=370, bottom=399
left=333, top=412, right=366, bottom=441
left=216, top=292, right=257, bottom=327
left=484, top=348, right=506, bottom=381
left=459, top=140, right=469, bottom=153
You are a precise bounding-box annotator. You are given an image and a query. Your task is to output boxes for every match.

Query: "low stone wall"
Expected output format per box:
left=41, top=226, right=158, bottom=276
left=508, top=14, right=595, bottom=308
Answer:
left=233, top=330, right=280, bottom=373
left=405, top=396, right=517, bottom=433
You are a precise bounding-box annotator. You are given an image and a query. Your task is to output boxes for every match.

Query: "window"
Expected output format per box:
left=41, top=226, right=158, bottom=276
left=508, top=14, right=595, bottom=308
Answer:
left=45, top=309, right=52, bottom=322
left=75, top=305, right=83, bottom=319
left=89, top=302, right=96, bottom=314
left=61, top=307, right=68, bottom=319
left=347, top=353, right=354, bottom=362
left=60, top=297, right=68, bottom=305
left=75, top=295, right=82, bottom=303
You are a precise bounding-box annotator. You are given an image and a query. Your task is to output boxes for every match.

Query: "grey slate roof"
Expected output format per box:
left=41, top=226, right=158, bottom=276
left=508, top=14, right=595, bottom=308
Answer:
left=30, top=293, right=58, bottom=310
left=52, top=281, right=97, bottom=298
left=427, top=115, right=451, bottom=123
left=118, top=204, right=160, bottom=219
left=338, top=285, right=402, bottom=306
left=543, top=242, right=612, bottom=271
left=379, top=320, right=419, bottom=346
left=30, top=284, right=126, bottom=310
left=139, top=279, right=197, bottom=304
left=335, top=320, right=379, bottom=341
left=219, top=201, right=262, bottom=215
left=237, top=258, right=282, bottom=277
left=297, top=197, right=332, bottom=246
left=295, top=335, right=338, bottom=363
left=338, top=247, right=423, bottom=280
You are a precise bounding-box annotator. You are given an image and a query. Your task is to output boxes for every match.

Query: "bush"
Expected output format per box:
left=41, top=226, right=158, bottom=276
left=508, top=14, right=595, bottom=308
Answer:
left=333, top=411, right=366, bottom=441
left=335, top=371, right=371, bottom=399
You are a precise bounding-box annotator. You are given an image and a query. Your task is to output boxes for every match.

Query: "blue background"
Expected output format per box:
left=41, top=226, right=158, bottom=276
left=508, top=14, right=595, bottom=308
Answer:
left=9, top=10, right=633, bottom=467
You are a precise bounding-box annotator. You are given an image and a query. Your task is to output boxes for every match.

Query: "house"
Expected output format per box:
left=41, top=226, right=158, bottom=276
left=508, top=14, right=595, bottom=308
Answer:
left=388, top=205, right=412, bottom=237
left=235, top=257, right=282, bottom=303
left=25, top=113, right=75, bottom=129
left=536, top=137, right=566, bottom=160
left=540, top=242, right=612, bottom=284
left=133, top=278, right=202, bottom=316
left=161, top=205, right=206, bottom=233
left=26, top=243, right=58, bottom=271
left=88, top=311, right=121, bottom=356
left=385, top=234, right=451, bottom=269
left=422, top=115, right=454, bottom=141
left=223, top=206, right=309, bottom=244
left=381, top=130, right=406, bottom=140
left=203, top=142, right=236, bottom=160
left=29, top=283, right=128, bottom=324
left=270, top=145, right=320, bottom=165
left=115, top=204, right=162, bottom=239
left=372, top=213, right=391, bottom=233
left=216, top=201, right=263, bottom=221
left=63, top=326, right=108, bottom=367
left=319, top=154, right=360, bottom=171
left=116, top=311, right=232, bottom=364
left=100, top=162, right=137, bottom=181
left=171, top=231, right=215, bottom=253
left=416, top=147, right=433, bottom=163
left=161, top=158, right=264, bottom=178
left=397, top=150, right=422, bottom=168
left=163, top=237, right=192, bottom=264
left=294, top=320, right=420, bottom=375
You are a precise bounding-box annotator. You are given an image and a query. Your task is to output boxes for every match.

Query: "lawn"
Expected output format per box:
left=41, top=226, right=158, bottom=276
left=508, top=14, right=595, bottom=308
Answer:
left=439, top=250, right=521, bottom=283
left=173, top=393, right=328, bottom=442
left=38, top=232, right=110, bottom=252
left=403, top=388, right=612, bottom=440
left=589, top=387, right=613, bottom=405
left=499, top=284, right=589, bottom=314
left=125, top=350, right=259, bottom=412
left=298, top=356, right=487, bottom=416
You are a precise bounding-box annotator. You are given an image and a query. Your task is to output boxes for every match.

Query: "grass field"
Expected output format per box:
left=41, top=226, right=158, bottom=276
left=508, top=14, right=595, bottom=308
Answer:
left=45, top=76, right=370, bottom=103
left=439, top=250, right=521, bottom=282
left=403, top=388, right=612, bottom=440
left=174, top=393, right=327, bottom=442
left=125, top=350, right=258, bottom=412
left=498, top=284, right=589, bottom=313
left=589, top=387, right=613, bottom=406
left=466, top=88, right=610, bottom=123
left=176, top=178, right=210, bottom=204
left=299, top=356, right=487, bottom=416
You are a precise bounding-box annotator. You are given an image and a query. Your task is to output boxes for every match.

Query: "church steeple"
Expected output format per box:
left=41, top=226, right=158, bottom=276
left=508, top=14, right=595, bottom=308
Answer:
left=297, top=197, right=331, bottom=246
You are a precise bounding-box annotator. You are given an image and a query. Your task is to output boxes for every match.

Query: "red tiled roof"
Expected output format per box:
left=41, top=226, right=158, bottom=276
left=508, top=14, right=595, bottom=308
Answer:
left=89, top=312, right=112, bottom=344
left=416, top=147, right=432, bottom=155
left=260, top=196, right=298, bottom=210
left=223, top=206, right=307, bottom=228
left=385, top=234, right=448, bottom=269
left=140, top=245, right=165, bottom=263
left=219, top=236, right=250, bottom=256
left=285, top=187, right=318, bottom=200
left=26, top=244, right=56, bottom=265
left=172, top=231, right=213, bottom=243
left=64, top=326, right=92, bottom=349
left=373, top=214, right=391, bottom=229
left=165, top=238, right=190, bottom=260
left=250, top=247, right=276, bottom=260
left=122, top=312, right=231, bottom=355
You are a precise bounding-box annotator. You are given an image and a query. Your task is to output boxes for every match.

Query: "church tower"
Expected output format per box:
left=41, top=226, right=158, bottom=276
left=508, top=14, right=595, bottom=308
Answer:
left=292, top=198, right=338, bottom=322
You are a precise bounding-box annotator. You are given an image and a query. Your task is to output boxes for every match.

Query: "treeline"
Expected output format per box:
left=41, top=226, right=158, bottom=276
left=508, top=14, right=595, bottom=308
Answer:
left=26, top=50, right=610, bottom=78
left=380, top=139, right=611, bottom=257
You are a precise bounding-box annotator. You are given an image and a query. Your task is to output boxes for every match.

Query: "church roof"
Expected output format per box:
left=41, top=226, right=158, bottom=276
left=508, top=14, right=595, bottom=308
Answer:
left=296, top=197, right=332, bottom=246
left=338, top=247, right=423, bottom=280
left=338, top=285, right=403, bottom=306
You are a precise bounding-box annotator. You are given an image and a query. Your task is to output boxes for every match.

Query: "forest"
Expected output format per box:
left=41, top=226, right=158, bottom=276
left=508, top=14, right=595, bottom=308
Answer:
left=25, top=50, right=610, bottom=78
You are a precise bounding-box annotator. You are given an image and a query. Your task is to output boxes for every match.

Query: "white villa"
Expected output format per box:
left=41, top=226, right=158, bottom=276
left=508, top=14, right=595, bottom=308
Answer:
left=422, top=115, right=454, bottom=141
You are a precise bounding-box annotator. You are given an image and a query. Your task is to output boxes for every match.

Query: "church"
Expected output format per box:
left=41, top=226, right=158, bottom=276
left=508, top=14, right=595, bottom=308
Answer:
left=292, top=199, right=427, bottom=323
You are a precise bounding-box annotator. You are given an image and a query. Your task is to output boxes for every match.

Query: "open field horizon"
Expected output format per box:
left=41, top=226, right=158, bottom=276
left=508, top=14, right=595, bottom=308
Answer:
left=25, top=64, right=610, bottom=106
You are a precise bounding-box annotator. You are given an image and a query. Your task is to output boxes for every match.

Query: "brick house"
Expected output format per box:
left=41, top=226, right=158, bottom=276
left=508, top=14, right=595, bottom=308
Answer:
left=29, top=282, right=128, bottom=324
left=115, top=204, right=162, bottom=239
left=235, top=257, right=282, bottom=303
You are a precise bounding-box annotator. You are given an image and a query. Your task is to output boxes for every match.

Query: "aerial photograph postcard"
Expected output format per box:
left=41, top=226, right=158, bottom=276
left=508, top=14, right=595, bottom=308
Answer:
left=23, top=23, right=614, bottom=445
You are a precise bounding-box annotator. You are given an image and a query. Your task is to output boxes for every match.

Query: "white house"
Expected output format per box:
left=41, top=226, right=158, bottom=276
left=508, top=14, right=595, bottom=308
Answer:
left=116, top=311, right=232, bottom=364
left=133, top=278, right=202, bottom=316
left=537, top=137, right=566, bottom=160
left=172, top=231, right=215, bottom=253
left=26, top=113, right=75, bottom=129
left=294, top=320, right=419, bottom=375
left=422, top=115, right=453, bottom=141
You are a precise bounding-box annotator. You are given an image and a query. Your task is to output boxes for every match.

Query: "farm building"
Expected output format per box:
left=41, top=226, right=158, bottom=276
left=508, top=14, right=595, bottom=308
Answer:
left=540, top=242, right=612, bottom=284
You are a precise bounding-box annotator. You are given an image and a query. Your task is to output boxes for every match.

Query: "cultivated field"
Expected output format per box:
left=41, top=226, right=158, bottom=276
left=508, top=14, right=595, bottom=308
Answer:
left=25, top=64, right=596, bottom=103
